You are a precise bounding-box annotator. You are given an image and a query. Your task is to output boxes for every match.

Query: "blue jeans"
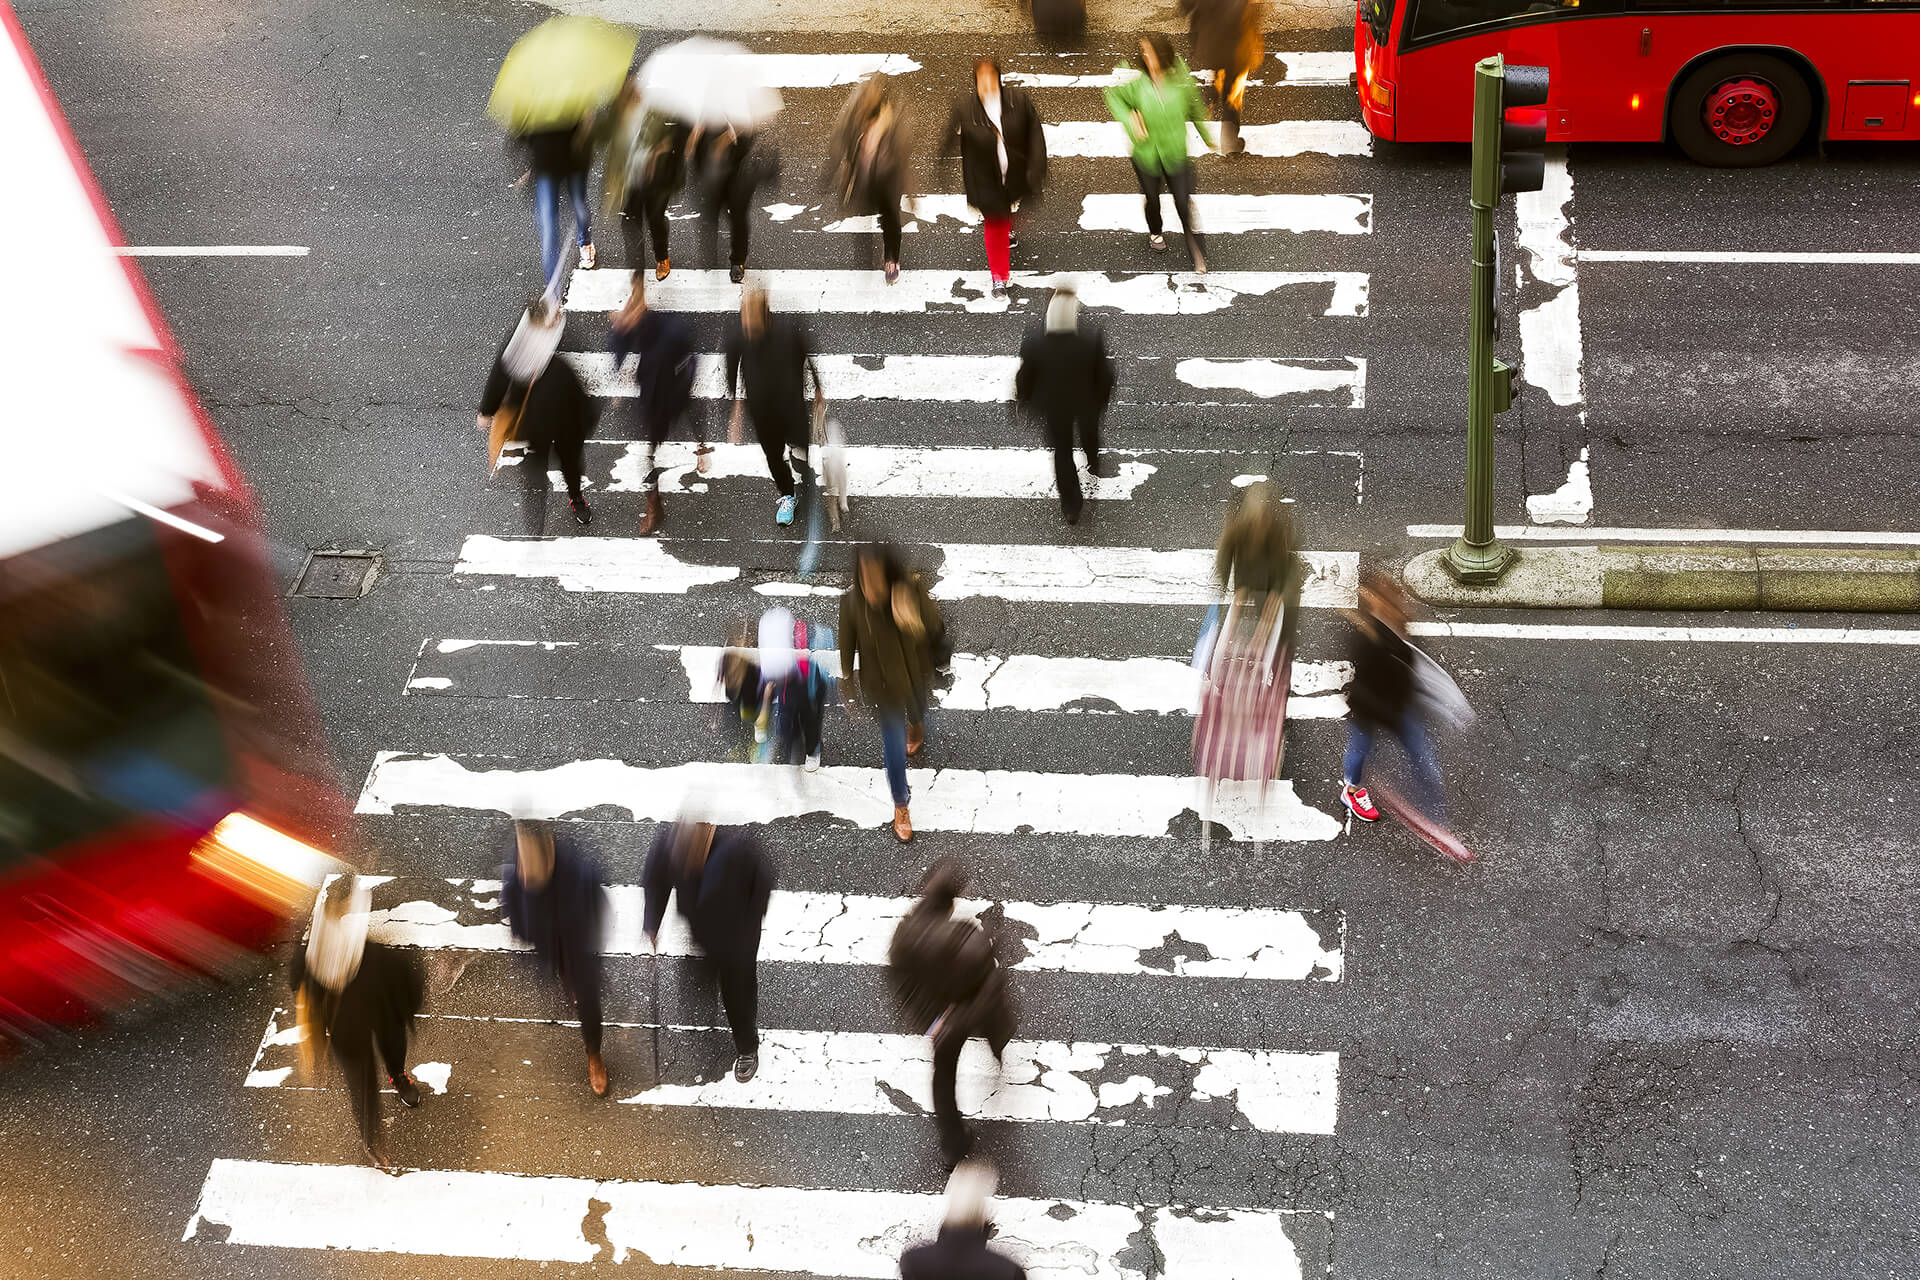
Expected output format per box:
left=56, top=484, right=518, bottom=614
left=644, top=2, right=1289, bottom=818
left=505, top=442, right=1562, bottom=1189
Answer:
left=1344, top=711, right=1445, bottom=821
left=534, top=172, right=592, bottom=289
left=877, top=711, right=911, bottom=807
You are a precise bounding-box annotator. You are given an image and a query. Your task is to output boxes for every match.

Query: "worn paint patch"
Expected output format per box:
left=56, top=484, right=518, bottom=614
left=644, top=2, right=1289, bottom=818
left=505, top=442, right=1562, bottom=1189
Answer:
left=1174, top=357, right=1365, bottom=407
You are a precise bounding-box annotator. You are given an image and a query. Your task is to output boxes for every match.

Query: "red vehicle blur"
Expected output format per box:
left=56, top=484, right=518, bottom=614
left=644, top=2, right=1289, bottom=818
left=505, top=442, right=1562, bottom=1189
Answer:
left=1356, top=0, right=1920, bottom=165
left=0, top=8, right=349, bottom=1052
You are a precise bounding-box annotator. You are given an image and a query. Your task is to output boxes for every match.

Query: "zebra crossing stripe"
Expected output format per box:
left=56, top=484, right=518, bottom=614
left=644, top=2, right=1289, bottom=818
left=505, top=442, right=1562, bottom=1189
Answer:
left=1043, top=120, right=1372, bottom=159
left=770, top=193, right=1372, bottom=235
left=565, top=267, right=1369, bottom=317
left=354, top=754, right=1344, bottom=842
left=184, top=1158, right=1328, bottom=1276
left=1004, top=50, right=1353, bottom=88
left=452, top=536, right=1361, bottom=608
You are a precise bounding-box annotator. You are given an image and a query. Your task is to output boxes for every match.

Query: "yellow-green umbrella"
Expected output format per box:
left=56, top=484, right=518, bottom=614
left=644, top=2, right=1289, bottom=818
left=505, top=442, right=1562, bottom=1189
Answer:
left=487, top=16, right=637, bottom=135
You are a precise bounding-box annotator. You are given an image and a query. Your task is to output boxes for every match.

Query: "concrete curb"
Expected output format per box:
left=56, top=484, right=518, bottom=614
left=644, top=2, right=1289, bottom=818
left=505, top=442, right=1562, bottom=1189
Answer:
left=1404, top=545, right=1920, bottom=612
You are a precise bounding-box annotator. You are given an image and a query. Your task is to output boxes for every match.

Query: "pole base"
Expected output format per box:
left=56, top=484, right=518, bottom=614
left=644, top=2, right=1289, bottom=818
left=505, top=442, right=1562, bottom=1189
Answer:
left=1441, top=537, right=1516, bottom=585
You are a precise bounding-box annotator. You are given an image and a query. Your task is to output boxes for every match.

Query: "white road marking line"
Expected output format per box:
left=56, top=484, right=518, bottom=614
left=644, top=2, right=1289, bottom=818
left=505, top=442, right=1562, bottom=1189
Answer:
left=1409, top=620, right=1920, bottom=645
left=1578, top=250, right=1920, bottom=265
left=1407, top=524, right=1920, bottom=546
left=114, top=245, right=310, bottom=256
left=1175, top=357, right=1365, bottom=407
left=354, top=754, right=1343, bottom=843
left=185, top=1159, right=1323, bottom=1276
left=359, top=880, right=1345, bottom=979
left=1079, top=192, right=1372, bottom=235
left=566, top=267, right=1369, bottom=316
left=1525, top=447, right=1592, bottom=525
left=723, top=52, right=924, bottom=86
left=1044, top=119, right=1372, bottom=158
left=1003, top=51, right=1351, bottom=88
left=453, top=536, right=1361, bottom=608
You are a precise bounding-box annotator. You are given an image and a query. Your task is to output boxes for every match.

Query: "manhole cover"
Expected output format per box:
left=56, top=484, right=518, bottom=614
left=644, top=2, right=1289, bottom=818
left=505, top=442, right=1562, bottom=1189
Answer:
left=294, top=550, right=380, bottom=599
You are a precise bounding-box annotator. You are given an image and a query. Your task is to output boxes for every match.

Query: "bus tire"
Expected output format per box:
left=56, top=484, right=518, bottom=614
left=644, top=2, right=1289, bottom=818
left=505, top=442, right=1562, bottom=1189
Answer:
left=1670, top=52, right=1813, bottom=167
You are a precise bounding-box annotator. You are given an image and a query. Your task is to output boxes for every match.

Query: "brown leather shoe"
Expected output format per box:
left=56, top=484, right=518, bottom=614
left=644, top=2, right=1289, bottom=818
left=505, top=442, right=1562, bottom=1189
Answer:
left=638, top=491, right=663, bottom=536
left=892, top=805, right=913, bottom=842
left=906, top=723, right=924, bottom=756
left=587, top=1050, right=609, bottom=1097
left=655, top=257, right=670, bottom=281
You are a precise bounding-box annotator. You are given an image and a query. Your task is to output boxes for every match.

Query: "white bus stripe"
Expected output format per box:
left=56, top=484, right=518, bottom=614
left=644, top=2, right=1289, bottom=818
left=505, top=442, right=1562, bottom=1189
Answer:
left=452, top=536, right=1361, bottom=609
left=354, top=754, right=1344, bottom=843
left=1043, top=120, right=1371, bottom=159
left=185, top=1159, right=1324, bottom=1276
left=1408, top=523, right=1920, bottom=546
left=1409, top=620, right=1920, bottom=646
left=565, top=267, right=1369, bottom=316
left=1079, top=193, right=1372, bottom=235
left=357, top=880, right=1344, bottom=979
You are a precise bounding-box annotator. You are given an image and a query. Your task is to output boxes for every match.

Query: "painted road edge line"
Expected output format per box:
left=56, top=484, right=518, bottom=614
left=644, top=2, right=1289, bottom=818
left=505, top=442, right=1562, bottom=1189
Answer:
left=1409, top=620, right=1920, bottom=645
left=1408, top=524, right=1920, bottom=547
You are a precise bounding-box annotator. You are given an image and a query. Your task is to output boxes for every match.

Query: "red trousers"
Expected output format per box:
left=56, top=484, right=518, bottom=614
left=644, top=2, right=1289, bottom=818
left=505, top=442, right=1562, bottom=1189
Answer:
left=982, top=214, right=1013, bottom=282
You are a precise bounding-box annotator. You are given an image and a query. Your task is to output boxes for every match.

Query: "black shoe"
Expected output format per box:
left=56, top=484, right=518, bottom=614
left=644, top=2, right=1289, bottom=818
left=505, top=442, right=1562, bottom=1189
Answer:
left=1063, top=505, right=1081, bottom=526
left=391, top=1073, right=422, bottom=1107
left=1086, top=456, right=1114, bottom=478
left=729, top=264, right=746, bottom=284
left=570, top=496, right=593, bottom=526
left=733, top=1052, right=759, bottom=1083
left=940, top=1129, right=975, bottom=1169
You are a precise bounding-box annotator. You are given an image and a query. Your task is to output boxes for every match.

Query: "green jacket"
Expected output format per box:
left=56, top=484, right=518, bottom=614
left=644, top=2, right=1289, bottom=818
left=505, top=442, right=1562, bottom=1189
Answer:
left=1103, top=59, right=1214, bottom=173
left=839, top=576, right=945, bottom=716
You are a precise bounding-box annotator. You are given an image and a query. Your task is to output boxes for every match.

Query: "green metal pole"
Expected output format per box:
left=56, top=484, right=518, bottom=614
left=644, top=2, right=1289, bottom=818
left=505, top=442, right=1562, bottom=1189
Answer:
left=1443, top=56, right=1516, bottom=584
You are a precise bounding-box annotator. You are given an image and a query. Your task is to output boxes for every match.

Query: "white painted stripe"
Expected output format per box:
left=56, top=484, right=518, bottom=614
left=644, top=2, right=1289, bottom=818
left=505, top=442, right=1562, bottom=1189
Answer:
left=567, top=352, right=1019, bottom=401
left=114, top=245, right=309, bottom=256
left=1409, top=620, right=1920, bottom=646
left=1044, top=120, right=1371, bottom=159
left=1003, top=51, right=1352, bottom=88
left=1579, top=249, right=1920, bottom=265
left=186, top=1159, right=1322, bottom=1276
left=354, top=754, right=1343, bottom=843
left=566, top=267, right=1369, bottom=317
left=1079, top=192, right=1372, bottom=235
left=739, top=52, right=923, bottom=86
left=1407, top=524, right=1920, bottom=546
left=1514, top=152, right=1583, bottom=410
left=454, top=535, right=739, bottom=593
left=1175, top=357, right=1365, bottom=407
left=364, top=880, right=1344, bottom=980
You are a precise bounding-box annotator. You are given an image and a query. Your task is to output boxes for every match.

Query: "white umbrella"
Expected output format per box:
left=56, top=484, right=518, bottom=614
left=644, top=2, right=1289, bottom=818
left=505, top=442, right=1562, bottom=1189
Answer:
left=637, top=37, right=783, bottom=131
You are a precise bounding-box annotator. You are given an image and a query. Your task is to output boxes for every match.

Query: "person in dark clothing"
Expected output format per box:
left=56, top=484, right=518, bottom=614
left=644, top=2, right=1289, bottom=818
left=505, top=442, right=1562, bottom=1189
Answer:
left=828, top=74, right=910, bottom=283
left=501, top=820, right=610, bottom=1096
left=602, top=82, right=689, bottom=281
left=941, top=59, right=1047, bottom=296
left=692, top=126, right=776, bottom=283
left=291, top=875, right=426, bottom=1170
left=725, top=288, right=824, bottom=527
left=642, top=821, right=775, bottom=1083
left=1180, top=0, right=1263, bottom=154
left=900, top=1159, right=1027, bottom=1280
left=1340, top=569, right=1444, bottom=824
left=888, top=860, right=1016, bottom=1165
left=1014, top=284, right=1115, bottom=524
left=609, top=273, right=700, bottom=535
left=840, top=544, right=947, bottom=842
left=478, top=297, right=600, bottom=529
left=516, top=122, right=597, bottom=292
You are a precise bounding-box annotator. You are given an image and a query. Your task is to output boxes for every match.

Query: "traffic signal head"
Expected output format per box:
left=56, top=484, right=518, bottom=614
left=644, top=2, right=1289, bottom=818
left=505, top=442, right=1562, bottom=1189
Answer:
left=1498, top=63, right=1551, bottom=198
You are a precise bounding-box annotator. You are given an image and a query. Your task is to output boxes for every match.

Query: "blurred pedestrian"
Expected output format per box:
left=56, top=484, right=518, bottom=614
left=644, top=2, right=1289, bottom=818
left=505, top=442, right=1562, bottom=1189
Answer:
left=1180, top=0, right=1262, bottom=154
left=840, top=544, right=946, bottom=842
left=1340, top=569, right=1445, bottom=825
left=609, top=272, right=699, bottom=535
left=1104, top=34, right=1214, bottom=272
left=516, top=119, right=598, bottom=294
left=292, top=876, right=426, bottom=1170
left=942, top=59, right=1047, bottom=299
left=757, top=606, right=832, bottom=771
left=602, top=79, right=690, bottom=281
left=828, top=74, right=910, bottom=283
left=1214, top=480, right=1303, bottom=652
left=693, top=125, right=777, bottom=284
left=1015, top=282, right=1115, bottom=525
left=725, top=288, right=824, bottom=527
left=642, top=820, right=775, bottom=1083
left=901, top=1159, right=1027, bottom=1280
left=888, top=860, right=1016, bottom=1166
left=501, top=820, right=610, bottom=1096
left=478, top=296, right=599, bottom=528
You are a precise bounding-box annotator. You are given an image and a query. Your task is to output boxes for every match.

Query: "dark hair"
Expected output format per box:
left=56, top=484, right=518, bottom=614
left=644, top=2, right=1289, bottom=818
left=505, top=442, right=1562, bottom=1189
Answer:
left=920, top=857, right=968, bottom=908
left=854, top=542, right=909, bottom=588
left=1138, top=33, right=1177, bottom=74
left=973, top=57, right=1002, bottom=92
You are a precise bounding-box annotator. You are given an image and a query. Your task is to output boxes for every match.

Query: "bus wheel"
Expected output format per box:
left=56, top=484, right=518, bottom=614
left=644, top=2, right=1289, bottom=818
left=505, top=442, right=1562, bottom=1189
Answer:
left=1670, top=53, right=1813, bottom=167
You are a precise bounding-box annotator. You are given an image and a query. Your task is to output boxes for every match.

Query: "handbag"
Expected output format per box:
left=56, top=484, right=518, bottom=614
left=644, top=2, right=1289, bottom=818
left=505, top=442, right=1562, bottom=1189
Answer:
left=487, top=370, right=540, bottom=475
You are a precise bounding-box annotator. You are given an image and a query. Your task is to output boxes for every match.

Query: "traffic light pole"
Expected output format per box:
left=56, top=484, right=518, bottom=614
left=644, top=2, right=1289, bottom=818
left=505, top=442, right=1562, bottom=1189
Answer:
left=1443, top=56, right=1517, bottom=584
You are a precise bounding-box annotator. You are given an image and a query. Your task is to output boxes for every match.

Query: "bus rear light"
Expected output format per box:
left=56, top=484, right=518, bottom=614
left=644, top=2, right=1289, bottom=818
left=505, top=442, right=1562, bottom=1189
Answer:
left=190, top=813, right=344, bottom=915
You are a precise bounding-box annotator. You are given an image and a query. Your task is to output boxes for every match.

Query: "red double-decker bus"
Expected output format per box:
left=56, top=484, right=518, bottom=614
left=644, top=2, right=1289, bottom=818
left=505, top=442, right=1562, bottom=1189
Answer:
left=1356, top=0, right=1920, bottom=164
left=0, top=8, right=349, bottom=1052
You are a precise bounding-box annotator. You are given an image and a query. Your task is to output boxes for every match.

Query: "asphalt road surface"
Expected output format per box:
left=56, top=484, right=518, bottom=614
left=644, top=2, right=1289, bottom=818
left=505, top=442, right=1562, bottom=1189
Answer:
left=4, top=1, right=1919, bottom=1278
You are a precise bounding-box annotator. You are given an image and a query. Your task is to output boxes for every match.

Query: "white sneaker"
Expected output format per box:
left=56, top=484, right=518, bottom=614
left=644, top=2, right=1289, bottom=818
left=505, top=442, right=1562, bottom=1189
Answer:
left=578, top=242, right=596, bottom=269
left=776, top=495, right=796, bottom=525
left=804, top=751, right=821, bottom=772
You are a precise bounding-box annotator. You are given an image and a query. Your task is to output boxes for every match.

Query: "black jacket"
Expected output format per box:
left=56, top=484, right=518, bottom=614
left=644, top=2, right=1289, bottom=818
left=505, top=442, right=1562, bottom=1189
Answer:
left=1347, top=618, right=1415, bottom=730
left=479, top=322, right=600, bottom=451
left=1015, top=324, right=1114, bottom=425
left=642, top=825, right=775, bottom=962
left=901, top=1226, right=1028, bottom=1280
left=501, top=832, right=607, bottom=985
left=520, top=125, right=592, bottom=179
left=1181, top=0, right=1250, bottom=71
left=724, top=317, right=818, bottom=434
left=290, top=939, right=425, bottom=1061
left=888, top=900, right=1012, bottom=1045
left=942, top=90, right=1046, bottom=217
left=610, top=307, right=696, bottom=427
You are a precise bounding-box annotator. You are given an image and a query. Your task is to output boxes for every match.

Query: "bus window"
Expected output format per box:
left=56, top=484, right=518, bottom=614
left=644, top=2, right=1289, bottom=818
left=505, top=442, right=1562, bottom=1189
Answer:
left=1410, top=0, right=1587, bottom=41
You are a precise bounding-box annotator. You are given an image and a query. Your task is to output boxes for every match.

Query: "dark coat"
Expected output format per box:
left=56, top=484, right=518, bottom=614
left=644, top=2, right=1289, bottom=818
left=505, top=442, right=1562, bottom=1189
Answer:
left=901, top=1226, right=1028, bottom=1280
left=724, top=316, right=819, bottom=438
left=838, top=575, right=945, bottom=716
left=289, top=939, right=425, bottom=1064
left=942, top=89, right=1046, bottom=217
left=1015, top=324, right=1114, bottom=425
left=479, top=322, right=600, bottom=452
left=520, top=125, right=593, bottom=179
left=610, top=307, right=696, bottom=428
left=1181, top=0, right=1252, bottom=72
left=500, top=832, right=607, bottom=987
left=888, top=900, right=1013, bottom=1046
left=1346, top=618, right=1415, bottom=730
left=642, top=825, right=775, bottom=962
left=695, top=131, right=779, bottom=211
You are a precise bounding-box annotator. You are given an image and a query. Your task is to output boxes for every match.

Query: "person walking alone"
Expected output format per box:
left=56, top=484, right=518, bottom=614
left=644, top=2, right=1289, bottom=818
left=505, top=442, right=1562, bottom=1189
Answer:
left=888, top=860, right=1017, bottom=1166
left=1105, top=34, right=1215, bottom=272
left=828, top=74, right=910, bottom=284
left=942, top=59, right=1047, bottom=299
left=1180, top=0, right=1263, bottom=154
left=725, top=288, right=824, bottom=527
left=602, top=80, right=689, bottom=281
left=900, top=1159, right=1027, bottom=1280
left=642, top=820, right=775, bottom=1083
left=693, top=126, right=776, bottom=284
left=501, top=820, right=611, bottom=1096
left=292, top=876, right=426, bottom=1170
left=1015, top=282, right=1115, bottom=525
left=478, top=296, right=599, bottom=529
left=609, top=272, right=699, bottom=535
left=1339, top=569, right=1447, bottom=825
left=840, top=545, right=945, bottom=842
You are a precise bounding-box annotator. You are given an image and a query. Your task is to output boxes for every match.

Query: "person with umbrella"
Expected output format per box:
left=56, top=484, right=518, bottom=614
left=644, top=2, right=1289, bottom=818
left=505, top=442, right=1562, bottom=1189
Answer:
left=1104, top=34, right=1216, bottom=273
left=1015, top=281, right=1115, bottom=525
left=602, top=76, right=691, bottom=281
left=501, top=819, right=611, bottom=1096
left=827, top=74, right=910, bottom=284
left=941, top=59, right=1047, bottom=299
left=725, top=287, right=823, bottom=527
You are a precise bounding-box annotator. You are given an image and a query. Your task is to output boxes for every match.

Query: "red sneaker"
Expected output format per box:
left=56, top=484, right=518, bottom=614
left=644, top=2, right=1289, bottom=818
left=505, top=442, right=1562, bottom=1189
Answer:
left=1342, top=784, right=1380, bottom=823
